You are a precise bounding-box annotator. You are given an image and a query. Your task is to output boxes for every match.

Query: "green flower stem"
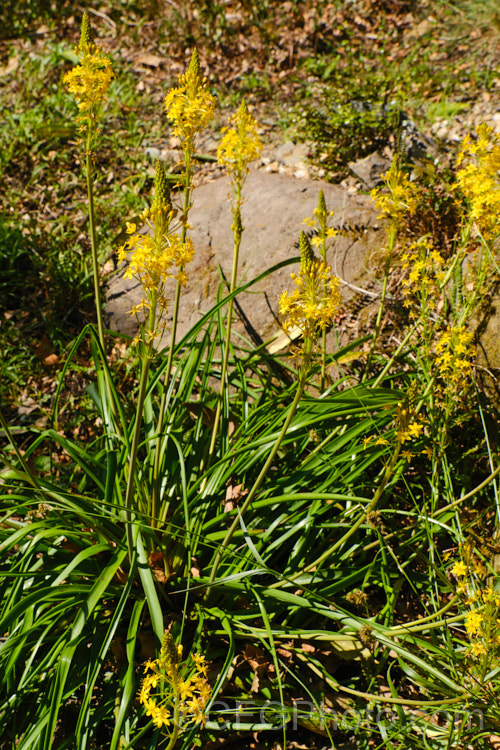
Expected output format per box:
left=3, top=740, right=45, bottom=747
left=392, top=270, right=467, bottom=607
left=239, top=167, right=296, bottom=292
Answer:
left=319, top=228, right=327, bottom=392
left=0, top=410, right=45, bottom=494
left=301, top=651, right=466, bottom=704
left=150, top=276, right=181, bottom=528
left=363, top=222, right=397, bottom=381
left=274, top=439, right=402, bottom=586
left=152, top=146, right=194, bottom=526
left=164, top=700, right=180, bottom=750
left=85, top=134, right=106, bottom=354
left=208, top=339, right=313, bottom=588
left=320, top=327, right=327, bottom=392
left=124, top=291, right=157, bottom=559
left=204, top=184, right=243, bottom=477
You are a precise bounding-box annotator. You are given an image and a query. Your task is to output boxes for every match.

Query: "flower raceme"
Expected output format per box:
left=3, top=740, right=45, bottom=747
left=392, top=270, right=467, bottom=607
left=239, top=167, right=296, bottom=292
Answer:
left=164, top=49, right=216, bottom=144
left=303, top=190, right=338, bottom=255
left=371, top=159, right=419, bottom=222
left=117, top=161, right=194, bottom=325
left=455, top=123, right=500, bottom=240
left=217, top=100, right=263, bottom=184
left=62, top=12, right=114, bottom=133
left=138, top=631, right=211, bottom=731
left=434, top=325, right=475, bottom=390
left=451, top=554, right=500, bottom=661
left=279, top=232, right=341, bottom=340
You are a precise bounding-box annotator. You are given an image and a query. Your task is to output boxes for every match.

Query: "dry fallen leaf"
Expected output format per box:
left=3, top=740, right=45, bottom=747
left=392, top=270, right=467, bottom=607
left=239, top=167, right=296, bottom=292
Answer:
left=184, top=401, right=240, bottom=437
left=149, top=550, right=168, bottom=584
left=17, top=397, right=38, bottom=416
left=133, top=53, right=163, bottom=68
left=224, top=482, right=248, bottom=512
left=267, top=326, right=302, bottom=354
left=0, top=56, right=19, bottom=77
left=43, top=353, right=59, bottom=366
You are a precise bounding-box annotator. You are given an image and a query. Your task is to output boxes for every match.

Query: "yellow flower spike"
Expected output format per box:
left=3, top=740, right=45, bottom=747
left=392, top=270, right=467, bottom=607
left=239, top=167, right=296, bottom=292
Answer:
left=454, top=124, right=500, bottom=239
left=164, top=48, right=216, bottom=143
left=371, top=159, right=419, bottom=222
left=433, top=324, right=475, bottom=391
left=138, top=630, right=212, bottom=740
left=62, top=12, right=114, bottom=133
left=118, top=161, right=194, bottom=329
left=280, top=232, right=341, bottom=340
left=217, top=99, right=263, bottom=184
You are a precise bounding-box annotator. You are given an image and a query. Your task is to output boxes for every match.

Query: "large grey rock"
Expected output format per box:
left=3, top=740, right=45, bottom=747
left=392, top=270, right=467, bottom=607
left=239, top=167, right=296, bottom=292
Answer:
left=348, top=151, right=392, bottom=189
left=104, top=170, right=383, bottom=348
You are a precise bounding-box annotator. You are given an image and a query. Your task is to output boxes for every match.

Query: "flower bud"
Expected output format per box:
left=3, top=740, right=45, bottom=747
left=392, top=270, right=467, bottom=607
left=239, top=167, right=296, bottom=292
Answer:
left=299, top=231, right=315, bottom=274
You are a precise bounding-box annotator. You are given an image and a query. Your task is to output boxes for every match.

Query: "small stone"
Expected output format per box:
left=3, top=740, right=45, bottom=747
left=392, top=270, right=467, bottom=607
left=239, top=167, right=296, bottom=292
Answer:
left=265, top=161, right=279, bottom=173
left=275, top=141, right=295, bottom=161
left=145, top=146, right=161, bottom=160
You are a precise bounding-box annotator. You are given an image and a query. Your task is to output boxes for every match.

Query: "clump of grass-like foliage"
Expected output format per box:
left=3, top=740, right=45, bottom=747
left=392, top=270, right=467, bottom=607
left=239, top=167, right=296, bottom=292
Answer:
left=1, top=12, right=500, bottom=750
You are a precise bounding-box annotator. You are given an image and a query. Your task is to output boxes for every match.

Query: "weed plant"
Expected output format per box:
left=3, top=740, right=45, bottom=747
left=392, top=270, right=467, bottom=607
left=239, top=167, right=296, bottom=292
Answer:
left=1, top=10, right=500, bottom=750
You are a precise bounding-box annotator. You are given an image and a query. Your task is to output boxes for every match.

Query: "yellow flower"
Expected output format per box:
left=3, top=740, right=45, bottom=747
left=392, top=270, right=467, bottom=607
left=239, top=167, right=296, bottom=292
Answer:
left=451, top=560, right=468, bottom=578
left=192, top=652, right=208, bottom=676
left=151, top=704, right=171, bottom=728
left=138, top=679, right=152, bottom=704
left=144, top=697, right=158, bottom=717
left=164, top=48, right=215, bottom=143
left=407, top=421, right=424, bottom=439
left=217, top=100, right=262, bottom=183
left=469, top=641, right=487, bottom=658
left=465, top=610, right=484, bottom=636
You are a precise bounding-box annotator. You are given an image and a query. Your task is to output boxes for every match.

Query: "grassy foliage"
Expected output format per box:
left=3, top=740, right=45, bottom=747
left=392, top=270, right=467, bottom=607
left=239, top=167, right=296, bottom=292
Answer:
left=1, top=3, right=500, bottom=750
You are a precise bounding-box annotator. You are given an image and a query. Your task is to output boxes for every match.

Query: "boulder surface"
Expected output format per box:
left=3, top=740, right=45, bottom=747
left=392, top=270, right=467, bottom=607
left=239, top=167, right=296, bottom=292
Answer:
left=104, top=170, right=384, bottom=348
